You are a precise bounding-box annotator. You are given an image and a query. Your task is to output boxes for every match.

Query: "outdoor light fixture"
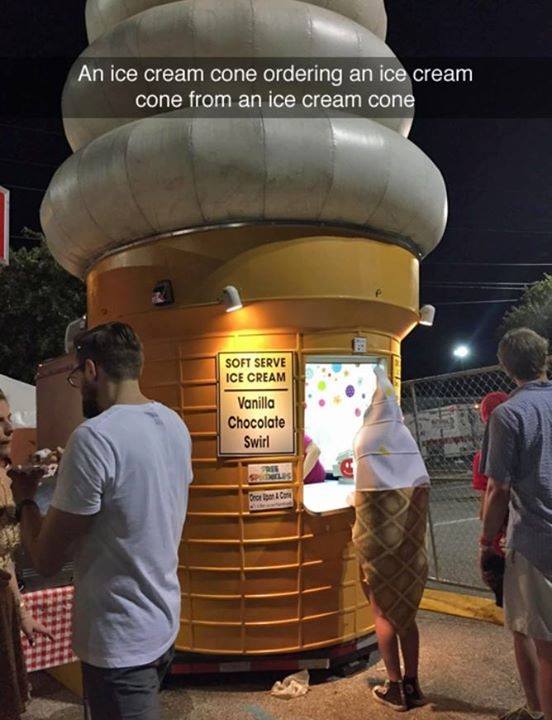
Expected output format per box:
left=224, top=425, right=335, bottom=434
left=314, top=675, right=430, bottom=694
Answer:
left=64, top=315, right=87, bottom=354
left=220, top=285, right=243, bottom=313
left=453, top=344, right=470, bottom=359
left=419, top=304, right=436, bottom=327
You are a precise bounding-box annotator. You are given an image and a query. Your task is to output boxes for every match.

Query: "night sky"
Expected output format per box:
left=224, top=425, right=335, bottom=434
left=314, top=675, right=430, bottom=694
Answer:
left=2, top=0, right=552, bottom=378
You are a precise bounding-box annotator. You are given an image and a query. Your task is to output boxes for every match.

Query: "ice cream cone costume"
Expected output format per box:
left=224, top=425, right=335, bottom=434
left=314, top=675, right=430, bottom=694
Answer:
left=352, top=366, right=430, bottom=635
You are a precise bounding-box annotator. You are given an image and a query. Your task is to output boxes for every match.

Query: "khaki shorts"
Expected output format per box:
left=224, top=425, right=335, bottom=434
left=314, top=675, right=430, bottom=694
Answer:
left=504, top=550, right=552, bottom=641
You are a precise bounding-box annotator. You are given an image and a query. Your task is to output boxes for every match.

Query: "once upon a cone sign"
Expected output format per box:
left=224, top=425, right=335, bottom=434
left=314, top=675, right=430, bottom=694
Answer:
left=0, top=186, right=9, bottom=266
left=248, top=488, right=294, bottom=512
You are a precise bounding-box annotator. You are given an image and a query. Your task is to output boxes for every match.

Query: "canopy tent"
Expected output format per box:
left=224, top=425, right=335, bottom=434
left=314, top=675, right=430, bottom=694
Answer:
left=0, top=373, right=36, bottom=428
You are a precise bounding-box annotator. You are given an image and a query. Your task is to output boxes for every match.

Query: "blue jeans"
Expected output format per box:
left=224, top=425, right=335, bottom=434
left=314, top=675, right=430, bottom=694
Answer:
left=82, top=646, right=174, bottom=720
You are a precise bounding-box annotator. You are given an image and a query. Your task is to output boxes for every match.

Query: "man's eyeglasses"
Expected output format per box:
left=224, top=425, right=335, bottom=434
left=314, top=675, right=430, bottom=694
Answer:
left=67, top=363, right=84, bottom=388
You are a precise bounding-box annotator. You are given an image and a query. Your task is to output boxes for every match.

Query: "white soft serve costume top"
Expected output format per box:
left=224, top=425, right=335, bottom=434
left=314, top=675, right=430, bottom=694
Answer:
left=353, top=366, right=429, bottom=491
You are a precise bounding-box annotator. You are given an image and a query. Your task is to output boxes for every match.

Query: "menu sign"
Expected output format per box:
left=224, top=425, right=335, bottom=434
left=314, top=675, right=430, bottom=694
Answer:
left=218, top=352, right=295, bottom=456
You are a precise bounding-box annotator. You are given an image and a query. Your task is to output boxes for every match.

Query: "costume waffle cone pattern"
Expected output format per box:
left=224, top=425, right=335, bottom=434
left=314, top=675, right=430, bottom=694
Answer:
left=353, top=486, right=429, bottom=635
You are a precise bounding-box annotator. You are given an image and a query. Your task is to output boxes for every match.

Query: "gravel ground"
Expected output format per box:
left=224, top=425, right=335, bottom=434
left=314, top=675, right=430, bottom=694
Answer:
left=23, top=610, right=520, bottom=720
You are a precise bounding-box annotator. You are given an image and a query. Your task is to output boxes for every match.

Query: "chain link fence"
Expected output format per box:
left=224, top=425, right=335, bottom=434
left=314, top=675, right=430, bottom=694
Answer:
left=402, top=365, right=515, bottom=591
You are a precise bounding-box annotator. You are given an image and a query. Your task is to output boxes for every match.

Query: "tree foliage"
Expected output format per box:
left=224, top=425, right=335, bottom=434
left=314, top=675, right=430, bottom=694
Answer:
left=500, top=274, right=552, bottom=342
left=0, top=229, right=86, bottom=384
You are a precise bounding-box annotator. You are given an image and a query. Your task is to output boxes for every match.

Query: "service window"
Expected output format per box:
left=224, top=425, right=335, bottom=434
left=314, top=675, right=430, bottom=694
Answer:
left=303, top=356, right=384, bottom=514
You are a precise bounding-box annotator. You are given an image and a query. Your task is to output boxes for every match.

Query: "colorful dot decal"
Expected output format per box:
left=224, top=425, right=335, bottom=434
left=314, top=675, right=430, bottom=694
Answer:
left=304, top=361, right=380, bottom=474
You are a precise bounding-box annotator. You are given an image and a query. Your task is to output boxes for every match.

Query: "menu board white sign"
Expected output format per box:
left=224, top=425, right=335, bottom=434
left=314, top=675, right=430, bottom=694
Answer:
left=248, top=488, right=294, bottom=512
left=218, top=352, right=295, bottom=457
left=248, top=463, right=293, bottom=484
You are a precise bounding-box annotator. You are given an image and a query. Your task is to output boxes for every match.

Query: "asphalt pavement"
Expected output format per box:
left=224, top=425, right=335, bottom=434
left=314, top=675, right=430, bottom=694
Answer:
left=24, top=610, right=519, bottom=720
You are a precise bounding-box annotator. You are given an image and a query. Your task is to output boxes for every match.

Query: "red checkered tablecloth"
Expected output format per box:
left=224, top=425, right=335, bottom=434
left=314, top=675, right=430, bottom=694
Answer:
left=21, top=585, right=78, bottom=672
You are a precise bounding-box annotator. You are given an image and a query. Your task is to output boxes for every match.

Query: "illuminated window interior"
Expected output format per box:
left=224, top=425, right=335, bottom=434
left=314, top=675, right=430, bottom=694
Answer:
left=304, top=356, right=383, bottom=482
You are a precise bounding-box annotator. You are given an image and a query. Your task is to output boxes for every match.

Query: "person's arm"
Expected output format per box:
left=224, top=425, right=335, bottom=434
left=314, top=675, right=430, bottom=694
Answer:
left=303, top=441, right=321, bottom=479
left=482, top=478, right=510, bottom=543
left=11, top=426, right=111, bottom=578
left=479, top=407, right=517, bottom=564
left=478, top=493, right=485, bottom=521
left=7, top=560, right=22, bottom=606
left=472, top=451, right=487, bottom=520
left=6, top=558, right=53, bottom=642
left=17, top=502, right=95, bottom=577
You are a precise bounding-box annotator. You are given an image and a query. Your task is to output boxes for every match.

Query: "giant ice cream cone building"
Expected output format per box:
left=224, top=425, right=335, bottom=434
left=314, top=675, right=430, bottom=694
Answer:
left=41, top=0, right=447, bottom=655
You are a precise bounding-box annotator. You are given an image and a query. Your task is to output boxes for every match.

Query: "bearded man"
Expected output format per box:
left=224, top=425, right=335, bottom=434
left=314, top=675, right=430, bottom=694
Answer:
left=11, top=322, right=193, bottom=720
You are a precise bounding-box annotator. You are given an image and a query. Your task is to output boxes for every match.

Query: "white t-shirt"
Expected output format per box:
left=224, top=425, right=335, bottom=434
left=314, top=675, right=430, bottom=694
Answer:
left=52, top=402, right=193, bottom=668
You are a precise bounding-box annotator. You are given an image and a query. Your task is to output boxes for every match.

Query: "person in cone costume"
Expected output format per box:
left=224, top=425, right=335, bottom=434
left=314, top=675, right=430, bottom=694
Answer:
left=352, top=364, right=430, bottom=711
